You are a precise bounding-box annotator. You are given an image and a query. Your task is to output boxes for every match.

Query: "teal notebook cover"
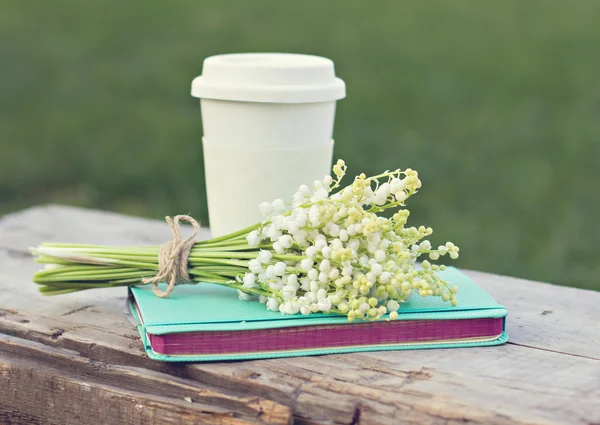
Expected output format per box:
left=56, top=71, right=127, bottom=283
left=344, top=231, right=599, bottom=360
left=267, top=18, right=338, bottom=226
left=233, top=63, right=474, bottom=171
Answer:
left=128, top=267, right=508, bottom=362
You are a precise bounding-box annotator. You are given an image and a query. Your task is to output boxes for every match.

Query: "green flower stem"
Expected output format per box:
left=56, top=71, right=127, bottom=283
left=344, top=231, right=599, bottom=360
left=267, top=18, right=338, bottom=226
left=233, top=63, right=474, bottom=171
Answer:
left=188, top=252, right=259, bottom=259
left=35, top=270, right=147, bottom=283
left=272, top=254, right=305, bottom=261
left=189, top=265, right=245, bottom=273
left=34, top=256, right=85, bottom=266
left=189, top=270, right=233, bottom=280
left=195, top=222, right=261, bottom=245
left=206, top=280, right=271, bottom=297
left=38, top=246, right=160, bottom=256
left=187, top=258, right=249, bottom=267
left=33, top=264, right=118, bottom=275
left=192, top=244, right=265, bottom=252
left=40, top=242, right=160, bottom=250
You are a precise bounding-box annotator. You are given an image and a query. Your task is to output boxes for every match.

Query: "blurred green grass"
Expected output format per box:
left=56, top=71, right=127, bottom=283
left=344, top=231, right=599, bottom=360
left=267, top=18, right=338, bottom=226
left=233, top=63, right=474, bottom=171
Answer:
left=1, top=0, right=599, bottom=290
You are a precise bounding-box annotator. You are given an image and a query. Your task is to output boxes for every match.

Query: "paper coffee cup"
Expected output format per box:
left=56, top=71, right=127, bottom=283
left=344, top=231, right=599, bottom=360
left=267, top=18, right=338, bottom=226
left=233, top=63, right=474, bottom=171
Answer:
left=191, top=53, right=345, bottom=236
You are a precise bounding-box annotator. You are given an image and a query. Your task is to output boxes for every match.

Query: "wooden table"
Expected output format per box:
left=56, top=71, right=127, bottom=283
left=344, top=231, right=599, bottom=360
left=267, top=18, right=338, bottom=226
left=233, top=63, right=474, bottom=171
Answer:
left=1, top=205, right=598, bottom=425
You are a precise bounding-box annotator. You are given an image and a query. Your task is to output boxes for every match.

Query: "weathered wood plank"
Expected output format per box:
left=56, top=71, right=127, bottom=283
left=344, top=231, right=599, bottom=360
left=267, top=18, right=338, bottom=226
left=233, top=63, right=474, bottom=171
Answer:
left=182, top=345, right=600, bottom=425
left=0, top=334, right=291, bottom=425
left=1, top=205, right=600, bottom=425
left=0, top=357, right=270, bottom=425
left=464, top=269, right=599, bottom=359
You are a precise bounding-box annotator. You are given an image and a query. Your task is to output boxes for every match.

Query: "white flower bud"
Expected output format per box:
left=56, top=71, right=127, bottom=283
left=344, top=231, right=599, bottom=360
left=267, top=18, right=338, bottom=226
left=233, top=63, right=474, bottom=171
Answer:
left=317, top=298, right=332, bottom=312
left=395, top=190, right=407, bottom=202
left=273, top=261, right=287, bottom=276
left=299, top=184, right=310, bottom=195
left=310, top=280, right=319, bottom=296
left=371, top=263, right=383, bottom=276
left=238, top=290, right=254, bottom=300
left=387, top=300, right=400, bottom=312
left=312, top=188, right=328, bottom=202
left=300, top=258, right=314, bottom=271
left=366, top=272, right=376, bottom=283
left=273, top=242, right=285, bottom=254
left=331, top=239, right=343, bottom=251
left=268, top=279, right=283, bottom=291
left=248, top=259, right=264, bottom=274
left=242, top=273, right=256, bottom=288
left=293, top=230, right=307, bottom=243
left=281, top=285, right=296, bottom=300
left=305, top=246, right=317, bottom=258
left=316, top=288, right=327, bottom=300
left=271, top=215, right=285, bottom=230
left=374, top=183, right=390, bottom=205
left=266, top=265, right=277, bottom=279
left=318, top=272, right=329, bottom=283
left=329, top=224, right=340, bottom=237
left=246, top=230, right=260, bottom=247
left=315, top=238, right=327, bottom=251
left=267, top=298, right=280, bottom=311
left=328, top=268, right=340, bottom=280
left=319, top=259, right=331, bottom=273
left=272, top=199, right=285, bottom=213
left=258, top=250, right=272, bottom=264
left=389, top=178, right=404, bottom=193
left=348, top=239, right=360, bottom=251
left=267, top=227, right=282, bottom=242
left=259, top=202, right=273, bottom=216
left=278, top=234, right=293, bottom=249
left=380, top=271, right=391, bottom=283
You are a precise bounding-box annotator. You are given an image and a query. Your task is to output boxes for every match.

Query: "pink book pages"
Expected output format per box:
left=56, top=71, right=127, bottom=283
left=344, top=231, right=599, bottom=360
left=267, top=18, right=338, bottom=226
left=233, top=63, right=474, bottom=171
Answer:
left=147, top=317, right=504, bottom=356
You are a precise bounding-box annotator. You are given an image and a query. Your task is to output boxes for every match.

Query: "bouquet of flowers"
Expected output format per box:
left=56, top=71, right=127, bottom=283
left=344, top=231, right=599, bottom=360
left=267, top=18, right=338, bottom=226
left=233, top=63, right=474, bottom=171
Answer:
left=32, top=160, right=459, bottom=322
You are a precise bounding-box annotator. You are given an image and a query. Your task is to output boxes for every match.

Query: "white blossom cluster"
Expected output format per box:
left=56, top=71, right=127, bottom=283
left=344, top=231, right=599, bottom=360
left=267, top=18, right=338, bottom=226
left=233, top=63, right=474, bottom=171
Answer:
left=239, top=160, right=459, bottom=321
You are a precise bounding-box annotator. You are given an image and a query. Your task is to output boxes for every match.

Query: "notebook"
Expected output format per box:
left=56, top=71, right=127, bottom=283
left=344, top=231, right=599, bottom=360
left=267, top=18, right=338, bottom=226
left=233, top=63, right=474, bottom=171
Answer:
left=127, top=267, right=508, bottom=362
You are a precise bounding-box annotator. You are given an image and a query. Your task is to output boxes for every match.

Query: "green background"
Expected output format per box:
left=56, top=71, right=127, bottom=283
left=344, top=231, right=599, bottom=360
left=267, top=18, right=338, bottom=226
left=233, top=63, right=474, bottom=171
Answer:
left=1, top=1, right=599, bottom=290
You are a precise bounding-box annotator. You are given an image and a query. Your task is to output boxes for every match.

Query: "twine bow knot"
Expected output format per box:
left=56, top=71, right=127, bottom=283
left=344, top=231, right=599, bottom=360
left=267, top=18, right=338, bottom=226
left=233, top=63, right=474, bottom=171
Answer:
left=142, top=215, right=199, bottom=298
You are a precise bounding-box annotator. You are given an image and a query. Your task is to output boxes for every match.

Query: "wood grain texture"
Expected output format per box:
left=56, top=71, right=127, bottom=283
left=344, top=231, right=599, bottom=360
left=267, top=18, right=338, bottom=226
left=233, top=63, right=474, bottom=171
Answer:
left=1, top=205, right=599, bottom=425
left=0, top=334, right=290, bottom=425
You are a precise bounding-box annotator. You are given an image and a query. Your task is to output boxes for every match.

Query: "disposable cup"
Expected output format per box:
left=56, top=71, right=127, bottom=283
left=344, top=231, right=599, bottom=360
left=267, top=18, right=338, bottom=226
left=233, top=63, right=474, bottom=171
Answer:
left=191, top=53, right=345, bottom=236
left=203, top=139, right=334, bottom=237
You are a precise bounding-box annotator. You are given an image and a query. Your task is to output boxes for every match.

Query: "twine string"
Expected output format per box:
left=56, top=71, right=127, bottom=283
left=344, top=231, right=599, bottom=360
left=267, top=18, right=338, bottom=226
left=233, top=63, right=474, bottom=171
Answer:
left=142, top=215, right=199, bottom=298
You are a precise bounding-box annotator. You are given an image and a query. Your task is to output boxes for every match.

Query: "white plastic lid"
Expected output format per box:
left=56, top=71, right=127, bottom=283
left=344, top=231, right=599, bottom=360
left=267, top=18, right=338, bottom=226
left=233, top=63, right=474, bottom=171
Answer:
left=191, top=53, right=346, bottom=103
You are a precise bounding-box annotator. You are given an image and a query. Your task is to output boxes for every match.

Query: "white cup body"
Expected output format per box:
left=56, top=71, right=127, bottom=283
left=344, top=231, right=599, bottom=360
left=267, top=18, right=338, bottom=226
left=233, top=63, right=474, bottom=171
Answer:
left=201, top=99, right=336, bottom=149
left=201, top=99, right=336, bottom=236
